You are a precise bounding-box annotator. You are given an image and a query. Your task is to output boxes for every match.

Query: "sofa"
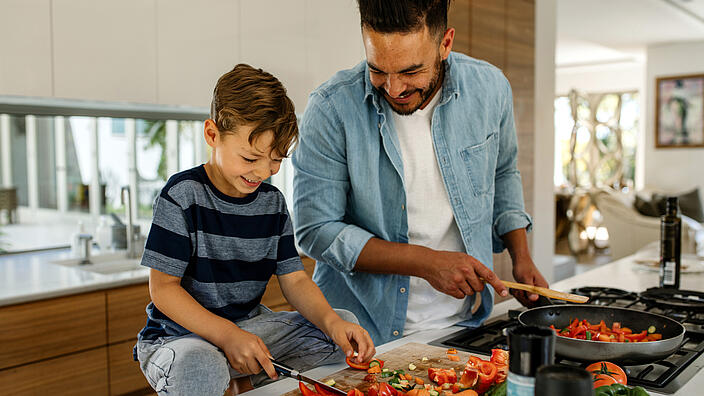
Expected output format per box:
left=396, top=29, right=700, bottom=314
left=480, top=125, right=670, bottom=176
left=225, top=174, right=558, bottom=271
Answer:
left=591, top=188, right=704, bottom=260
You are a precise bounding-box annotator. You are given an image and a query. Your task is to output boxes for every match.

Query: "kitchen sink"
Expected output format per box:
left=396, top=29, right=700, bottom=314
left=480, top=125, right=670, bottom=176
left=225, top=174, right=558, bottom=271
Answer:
left=51, top=252, right=144, bottom=274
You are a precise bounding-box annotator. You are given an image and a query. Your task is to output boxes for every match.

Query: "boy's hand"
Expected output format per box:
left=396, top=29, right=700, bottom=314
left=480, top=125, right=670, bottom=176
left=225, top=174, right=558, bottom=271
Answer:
left=327, top=319, right=376, bottom=364
left=221, top=326, right=277, bottom=380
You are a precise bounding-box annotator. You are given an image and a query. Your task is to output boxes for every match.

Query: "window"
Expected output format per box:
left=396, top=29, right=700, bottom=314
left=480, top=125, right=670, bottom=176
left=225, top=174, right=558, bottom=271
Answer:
left=554, top=91, right=639, bottom=190
left=9, top=115, right=27, bottom=206
left=36, top=116, right=57, bottom=209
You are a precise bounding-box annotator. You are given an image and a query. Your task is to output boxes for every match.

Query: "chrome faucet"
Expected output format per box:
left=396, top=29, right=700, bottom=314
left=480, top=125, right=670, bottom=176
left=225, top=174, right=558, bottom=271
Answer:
left=121, top=185, right=138, bottom=259
left=77, top=234, right=93, bottom=265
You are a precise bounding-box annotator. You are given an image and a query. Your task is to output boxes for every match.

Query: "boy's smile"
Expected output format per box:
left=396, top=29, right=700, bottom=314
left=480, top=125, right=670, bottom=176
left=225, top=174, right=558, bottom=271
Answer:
left=203, top=121, right=283, bottom=198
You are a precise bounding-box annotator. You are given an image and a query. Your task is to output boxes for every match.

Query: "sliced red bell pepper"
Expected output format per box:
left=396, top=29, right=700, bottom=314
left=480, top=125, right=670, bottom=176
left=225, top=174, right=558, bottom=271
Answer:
left=428, top=368, right=457, bottom=386
left=474, top=360, right=498, bottom=394
left=315, top=383, right=337, bottom=396
left=345, top=356, right=385, bottom=370
left=459, top=366, right=479, bottom=388
left=347, top=390, right=364, bottom=396
left=625, top=330, right=647, bottom=341
left=299, top=382, right=319, bottom=396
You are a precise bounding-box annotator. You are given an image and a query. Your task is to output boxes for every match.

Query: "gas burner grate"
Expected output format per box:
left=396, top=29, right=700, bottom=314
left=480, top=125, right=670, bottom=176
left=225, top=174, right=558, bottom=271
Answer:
left=640, top=288, right=704, bottom=312
left=570, top=286, right=638, bottom=304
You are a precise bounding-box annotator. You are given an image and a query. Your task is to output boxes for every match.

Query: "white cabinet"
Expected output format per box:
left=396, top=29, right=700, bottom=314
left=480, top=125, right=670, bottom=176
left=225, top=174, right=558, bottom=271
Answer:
left=0, top=0, right=53, bottom=97
left=240, top=0, right=308, bottom=110
left=305, top=0, right=365, bottom=92
left=52, top=0, right=158, bottom=103
left=156, top=0, right=240, bottom=107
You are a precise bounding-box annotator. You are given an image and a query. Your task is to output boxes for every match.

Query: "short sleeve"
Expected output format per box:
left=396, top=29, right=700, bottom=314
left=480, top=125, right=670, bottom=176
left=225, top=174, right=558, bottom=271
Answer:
left=141, top=192, right=192, bottom=277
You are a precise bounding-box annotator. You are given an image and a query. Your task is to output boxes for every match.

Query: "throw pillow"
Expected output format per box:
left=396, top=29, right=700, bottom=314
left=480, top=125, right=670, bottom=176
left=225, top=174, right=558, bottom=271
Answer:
left=678, top=188, right=704, bottom=223
left=634, top=194, right=661, bottom=217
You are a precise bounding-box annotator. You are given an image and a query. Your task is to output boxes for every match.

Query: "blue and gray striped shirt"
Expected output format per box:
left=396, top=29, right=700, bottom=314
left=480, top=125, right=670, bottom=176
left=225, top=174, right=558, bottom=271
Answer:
left=137, top=165, right=303, bottom=341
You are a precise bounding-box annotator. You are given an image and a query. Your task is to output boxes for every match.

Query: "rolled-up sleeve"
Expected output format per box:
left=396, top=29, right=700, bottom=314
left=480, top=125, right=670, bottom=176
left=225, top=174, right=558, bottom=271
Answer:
left=292, top=93, right=374, bottom=273
left=491, top=78, right=533, bottom=253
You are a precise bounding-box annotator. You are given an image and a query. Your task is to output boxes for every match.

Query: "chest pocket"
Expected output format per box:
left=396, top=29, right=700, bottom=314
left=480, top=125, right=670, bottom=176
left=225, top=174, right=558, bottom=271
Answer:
left=460, top=131, right=499, bottom=196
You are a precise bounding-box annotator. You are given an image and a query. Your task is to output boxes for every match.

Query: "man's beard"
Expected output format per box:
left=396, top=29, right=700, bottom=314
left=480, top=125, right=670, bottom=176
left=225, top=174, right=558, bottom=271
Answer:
left=382, top=59, right=444, bottom=116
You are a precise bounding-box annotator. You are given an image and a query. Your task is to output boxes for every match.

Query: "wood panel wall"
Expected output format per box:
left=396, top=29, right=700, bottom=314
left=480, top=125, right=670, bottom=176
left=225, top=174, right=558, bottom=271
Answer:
left=449, top=0, right=535, bottom=302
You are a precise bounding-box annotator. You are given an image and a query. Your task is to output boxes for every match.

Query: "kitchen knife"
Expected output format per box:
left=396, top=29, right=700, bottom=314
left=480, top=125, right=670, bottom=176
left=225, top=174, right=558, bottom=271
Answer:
left=271, top=359, right=347, bottom=396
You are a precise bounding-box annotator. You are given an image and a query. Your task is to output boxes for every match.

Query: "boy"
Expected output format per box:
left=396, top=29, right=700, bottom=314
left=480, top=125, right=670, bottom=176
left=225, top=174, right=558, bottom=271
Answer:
left=134, top=64, right=375, bottom=396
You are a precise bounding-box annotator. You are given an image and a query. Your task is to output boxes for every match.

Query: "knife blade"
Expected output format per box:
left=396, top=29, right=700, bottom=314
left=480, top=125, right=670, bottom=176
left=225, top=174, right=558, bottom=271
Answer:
left=271, top=359, right=347, bottom=396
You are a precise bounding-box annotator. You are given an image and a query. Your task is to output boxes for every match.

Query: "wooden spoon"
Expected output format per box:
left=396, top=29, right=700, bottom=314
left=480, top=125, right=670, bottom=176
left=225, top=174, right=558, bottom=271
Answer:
left=483, top=278, right=589, bottom=303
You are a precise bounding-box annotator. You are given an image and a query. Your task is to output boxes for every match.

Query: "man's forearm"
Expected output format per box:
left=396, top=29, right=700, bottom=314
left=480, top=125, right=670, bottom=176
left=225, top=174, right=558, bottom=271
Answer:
left=501, top=228, right=532, bottom=264
left=354, top=237, right=432, bottom=278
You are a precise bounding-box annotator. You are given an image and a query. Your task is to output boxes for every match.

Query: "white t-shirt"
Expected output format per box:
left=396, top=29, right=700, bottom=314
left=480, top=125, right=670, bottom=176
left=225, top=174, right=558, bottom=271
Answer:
left=392, top=89, right=470, bottom=335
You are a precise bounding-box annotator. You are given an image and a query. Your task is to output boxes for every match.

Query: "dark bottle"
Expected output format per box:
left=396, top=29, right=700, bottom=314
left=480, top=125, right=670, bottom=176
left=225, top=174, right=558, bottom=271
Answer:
left=660, top=196, right=681, bottom=289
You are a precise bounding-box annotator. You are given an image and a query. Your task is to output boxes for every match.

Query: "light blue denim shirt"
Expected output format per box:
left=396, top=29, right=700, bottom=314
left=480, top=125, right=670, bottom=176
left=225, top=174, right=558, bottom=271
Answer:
left=292, top=52, right=532, bottom=345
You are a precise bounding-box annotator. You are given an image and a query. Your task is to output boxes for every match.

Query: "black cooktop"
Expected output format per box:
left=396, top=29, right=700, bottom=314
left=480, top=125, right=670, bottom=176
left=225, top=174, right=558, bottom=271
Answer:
left=429, top=287, right=704, bottom=394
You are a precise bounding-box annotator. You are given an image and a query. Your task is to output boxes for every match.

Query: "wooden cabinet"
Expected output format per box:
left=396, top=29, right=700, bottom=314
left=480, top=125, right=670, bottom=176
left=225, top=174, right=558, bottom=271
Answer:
left=0, top=257, right=315, bottom=394
left=0, top=347, right=108, bottom=396
left=0, top=291, right=106, bottom=370
left=107, top=284, right=152, bottom=344
left=108, top=340, right=151, bottom=395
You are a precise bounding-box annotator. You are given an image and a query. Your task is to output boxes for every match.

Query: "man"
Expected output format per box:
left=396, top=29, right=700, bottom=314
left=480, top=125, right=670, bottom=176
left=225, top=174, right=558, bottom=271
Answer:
left=292, top=0, right=548, bottom=345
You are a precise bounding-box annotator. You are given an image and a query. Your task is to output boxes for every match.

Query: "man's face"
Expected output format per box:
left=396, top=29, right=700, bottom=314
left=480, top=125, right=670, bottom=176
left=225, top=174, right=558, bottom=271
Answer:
left=362, top=25, right=453, bottom=115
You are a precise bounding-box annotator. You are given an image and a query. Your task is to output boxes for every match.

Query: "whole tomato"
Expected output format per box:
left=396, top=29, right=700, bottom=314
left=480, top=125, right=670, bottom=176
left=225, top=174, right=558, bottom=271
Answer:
left=586, top=361, right=627, bottom=385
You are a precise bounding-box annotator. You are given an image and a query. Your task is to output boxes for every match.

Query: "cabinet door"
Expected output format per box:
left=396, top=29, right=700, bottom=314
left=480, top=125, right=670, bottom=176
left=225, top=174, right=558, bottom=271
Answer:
left=0, top=291, right=106, bottom=370
left=106, top=283, right=151, bottom=344
left=0, top=347, right=108, bottom=395
left=108, top=340, right=151, bottom=395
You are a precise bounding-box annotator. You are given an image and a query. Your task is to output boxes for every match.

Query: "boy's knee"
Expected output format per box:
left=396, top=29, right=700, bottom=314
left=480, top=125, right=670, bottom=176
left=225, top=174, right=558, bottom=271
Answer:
left=169, top=347, right=230, bottom=395
left=334, top=308, right=359, bottom=325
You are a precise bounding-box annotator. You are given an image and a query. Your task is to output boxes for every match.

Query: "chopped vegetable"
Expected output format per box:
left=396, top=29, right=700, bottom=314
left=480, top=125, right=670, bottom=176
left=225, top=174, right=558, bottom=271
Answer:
left=447, top=348, right=458, bottom=354
left=551, top=319, right=661, bottom=342
left=368, top=366, right=382, bottom=374
left=594, top=383, right=650, bottom=396
left=448, top=354, right=460, bottom=362
left=299, top=382, right=318, bottom=396
left=324, top=379, right=336, bottom=386
left=422, top=357, right=429, bottom=362
left=408, top=363, right=417, bottom=371
left=428, top=368, right=457, bottom=386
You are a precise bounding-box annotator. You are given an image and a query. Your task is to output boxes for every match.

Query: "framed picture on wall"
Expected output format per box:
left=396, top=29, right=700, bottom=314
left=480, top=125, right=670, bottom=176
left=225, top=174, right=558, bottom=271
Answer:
left=655, top=73, right=704, bottom=148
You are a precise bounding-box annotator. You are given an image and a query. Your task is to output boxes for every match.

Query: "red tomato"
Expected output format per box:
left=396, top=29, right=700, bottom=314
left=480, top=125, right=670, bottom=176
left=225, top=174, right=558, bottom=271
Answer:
left=592, top=374, right=618, bottom=388
left=586, top=361, right=627, bottom=385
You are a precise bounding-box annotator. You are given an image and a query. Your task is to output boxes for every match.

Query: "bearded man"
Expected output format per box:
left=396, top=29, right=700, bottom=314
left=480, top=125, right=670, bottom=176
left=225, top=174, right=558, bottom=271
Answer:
left=292, top=0, right=548, bottom=345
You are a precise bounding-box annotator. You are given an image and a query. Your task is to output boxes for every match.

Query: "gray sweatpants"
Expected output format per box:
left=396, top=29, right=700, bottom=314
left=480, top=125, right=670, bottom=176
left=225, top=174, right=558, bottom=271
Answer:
left=135, top=305, right=356, bottom=395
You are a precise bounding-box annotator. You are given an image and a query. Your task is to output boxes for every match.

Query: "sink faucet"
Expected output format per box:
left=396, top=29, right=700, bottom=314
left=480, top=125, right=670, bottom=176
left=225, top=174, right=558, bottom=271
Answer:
left=121, top=185, right=138, bottom=259
left=78, top=234, right=93, bottom=265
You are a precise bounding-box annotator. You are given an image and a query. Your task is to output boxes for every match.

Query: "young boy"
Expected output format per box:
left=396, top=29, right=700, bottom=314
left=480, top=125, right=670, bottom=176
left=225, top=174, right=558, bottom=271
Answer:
left=134, top=64, right=375, bottom=396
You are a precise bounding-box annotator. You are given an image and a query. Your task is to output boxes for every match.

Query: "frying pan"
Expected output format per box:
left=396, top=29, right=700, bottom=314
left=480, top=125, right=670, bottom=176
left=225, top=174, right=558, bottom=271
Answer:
left=518, top=305, right=685, bottom=364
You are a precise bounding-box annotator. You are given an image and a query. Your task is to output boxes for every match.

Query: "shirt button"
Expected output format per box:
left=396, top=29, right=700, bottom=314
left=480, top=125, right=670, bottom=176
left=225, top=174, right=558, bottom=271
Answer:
left=401, top=204, right=405, bottom=210
left=393, top=330, right=399, bottom=336
left=400, top=287, right=406, bottom=293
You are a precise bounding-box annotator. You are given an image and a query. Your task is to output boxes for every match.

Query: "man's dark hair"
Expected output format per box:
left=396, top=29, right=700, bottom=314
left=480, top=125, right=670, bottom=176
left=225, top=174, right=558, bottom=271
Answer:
left=357, top=0, right=451, bottom=38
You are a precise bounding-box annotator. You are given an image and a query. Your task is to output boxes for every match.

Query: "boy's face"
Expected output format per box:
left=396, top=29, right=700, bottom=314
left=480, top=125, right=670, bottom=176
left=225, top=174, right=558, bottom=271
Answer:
left=204, top=121, right=283, bottom=198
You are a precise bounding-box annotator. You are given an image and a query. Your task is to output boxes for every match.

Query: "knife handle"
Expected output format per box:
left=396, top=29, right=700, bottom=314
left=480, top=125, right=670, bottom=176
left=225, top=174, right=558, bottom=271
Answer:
left=271, top=360, right=298, bottom=378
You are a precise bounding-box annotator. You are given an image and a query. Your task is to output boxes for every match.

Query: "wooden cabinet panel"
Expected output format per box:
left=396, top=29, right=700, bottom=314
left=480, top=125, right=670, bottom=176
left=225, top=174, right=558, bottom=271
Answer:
left=108, top=340, right=151, bottom=395
left=0, top=291, right=106, bottom=370
left=262, top=257, right=316, bottom=312
left=0, top=347, right=108, bottom=395
left=107, top=284, right=151, bottom=344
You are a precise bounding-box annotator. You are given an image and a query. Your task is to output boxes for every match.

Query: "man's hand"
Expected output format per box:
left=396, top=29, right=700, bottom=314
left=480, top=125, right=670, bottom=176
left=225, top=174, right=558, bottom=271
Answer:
left=511, top=257, right=549, bottom=308
left=423, top=251, right=509, bottom=299
left=220, top=326, right=277, bottom=380
left=326, top=318, right=376, bottom=364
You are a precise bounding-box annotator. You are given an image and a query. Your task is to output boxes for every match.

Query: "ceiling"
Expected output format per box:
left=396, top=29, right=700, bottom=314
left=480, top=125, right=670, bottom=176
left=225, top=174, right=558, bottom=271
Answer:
left=556, top=0, right=704, bottom=68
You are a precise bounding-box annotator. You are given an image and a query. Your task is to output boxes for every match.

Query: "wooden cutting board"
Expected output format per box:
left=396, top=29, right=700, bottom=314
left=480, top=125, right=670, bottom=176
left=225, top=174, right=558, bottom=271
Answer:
left=282, top=342, right=480, bottom=395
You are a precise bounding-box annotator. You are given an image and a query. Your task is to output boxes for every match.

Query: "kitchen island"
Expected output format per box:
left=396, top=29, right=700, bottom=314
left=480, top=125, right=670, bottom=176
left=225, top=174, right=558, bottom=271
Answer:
left=251, top=254, right=704, bottom=396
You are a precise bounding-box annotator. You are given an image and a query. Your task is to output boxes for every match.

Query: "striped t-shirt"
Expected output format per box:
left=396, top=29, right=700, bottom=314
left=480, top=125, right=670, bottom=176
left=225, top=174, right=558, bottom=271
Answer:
left=137, top=164, right=303, bottom=341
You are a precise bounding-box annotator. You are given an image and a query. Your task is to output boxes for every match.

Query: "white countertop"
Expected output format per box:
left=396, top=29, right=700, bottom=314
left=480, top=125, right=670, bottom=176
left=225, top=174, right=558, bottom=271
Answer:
left=0, top=248, right=148, bottom=307
left=251, top=255, right=704, bottom=396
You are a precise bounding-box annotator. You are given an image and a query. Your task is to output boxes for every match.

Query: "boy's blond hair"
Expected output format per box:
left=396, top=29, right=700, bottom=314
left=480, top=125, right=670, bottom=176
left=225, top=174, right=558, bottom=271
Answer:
left=210, top=64, right=298, bottom=157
